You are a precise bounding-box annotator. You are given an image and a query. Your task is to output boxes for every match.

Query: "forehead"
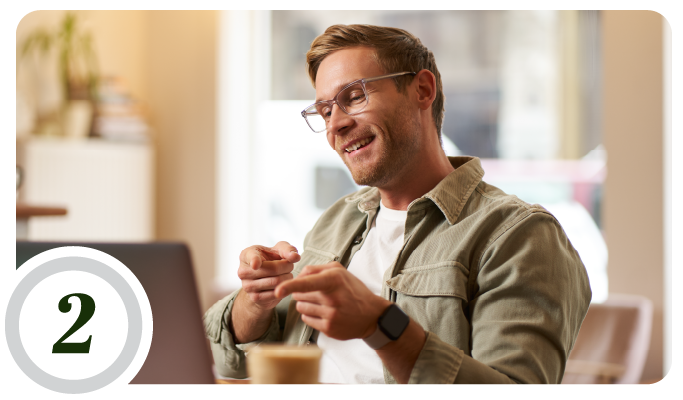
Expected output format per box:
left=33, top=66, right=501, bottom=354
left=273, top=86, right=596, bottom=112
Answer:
left=315, top=47, right=384, bottom=100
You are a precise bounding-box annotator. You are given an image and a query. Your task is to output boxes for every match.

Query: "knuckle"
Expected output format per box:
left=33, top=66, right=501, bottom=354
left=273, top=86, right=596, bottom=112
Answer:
left=240, top=246, right=255, bottom=261
left=329, top=271, right=342, bottom=284
left=264, top=276, right=277, bottom=288
left=248, top=292, right=260, bottom=303
left=258, top=291, right=271, bottom=302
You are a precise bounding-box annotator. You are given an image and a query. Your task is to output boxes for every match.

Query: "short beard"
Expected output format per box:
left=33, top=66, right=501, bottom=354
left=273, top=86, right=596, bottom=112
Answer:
left=339, top=101, right=420, bottom=188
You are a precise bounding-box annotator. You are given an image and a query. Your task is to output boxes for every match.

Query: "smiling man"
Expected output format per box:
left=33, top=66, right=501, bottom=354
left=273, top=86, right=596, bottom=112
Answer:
left=204, top=24, right=592, bottom=384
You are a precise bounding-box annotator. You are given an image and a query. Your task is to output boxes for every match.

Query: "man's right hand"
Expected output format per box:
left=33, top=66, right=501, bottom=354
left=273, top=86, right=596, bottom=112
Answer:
left=237, top=241, right=300, bottom=310
left=230, top=241, right=300, bottom=344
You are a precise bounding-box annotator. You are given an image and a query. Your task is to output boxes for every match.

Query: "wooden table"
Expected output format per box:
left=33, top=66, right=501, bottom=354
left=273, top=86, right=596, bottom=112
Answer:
left=16, top=203, right=67, bottom=240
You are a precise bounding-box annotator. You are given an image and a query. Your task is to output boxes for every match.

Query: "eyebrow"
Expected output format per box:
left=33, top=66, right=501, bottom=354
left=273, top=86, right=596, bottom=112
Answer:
left=315, top=77, right=362, bottom=102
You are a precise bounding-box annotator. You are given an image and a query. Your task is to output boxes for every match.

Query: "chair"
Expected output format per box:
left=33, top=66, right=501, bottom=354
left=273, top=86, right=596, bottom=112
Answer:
left=562, top=294, right=653, bottom=384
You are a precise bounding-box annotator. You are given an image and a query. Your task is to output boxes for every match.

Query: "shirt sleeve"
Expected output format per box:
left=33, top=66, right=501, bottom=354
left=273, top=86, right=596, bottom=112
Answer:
left=203, top=288, right=280, bottom=378
left=407, top=210, right=592, bottom=384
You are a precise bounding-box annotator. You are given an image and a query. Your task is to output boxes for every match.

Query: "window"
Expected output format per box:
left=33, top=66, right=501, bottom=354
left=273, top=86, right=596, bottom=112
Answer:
left=217, top=11, right=607, bottom=302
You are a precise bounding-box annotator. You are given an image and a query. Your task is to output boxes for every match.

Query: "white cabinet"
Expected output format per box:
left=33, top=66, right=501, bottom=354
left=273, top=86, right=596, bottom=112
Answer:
left=17, top=138, right=154, bottom=241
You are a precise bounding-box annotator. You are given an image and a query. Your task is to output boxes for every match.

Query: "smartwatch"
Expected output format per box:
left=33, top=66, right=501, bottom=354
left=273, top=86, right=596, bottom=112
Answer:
left=363, top=304, right=410, bottom=350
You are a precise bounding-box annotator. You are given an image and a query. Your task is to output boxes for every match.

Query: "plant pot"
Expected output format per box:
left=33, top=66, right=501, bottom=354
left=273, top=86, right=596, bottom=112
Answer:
left=63, top=100, right=93, bottom=139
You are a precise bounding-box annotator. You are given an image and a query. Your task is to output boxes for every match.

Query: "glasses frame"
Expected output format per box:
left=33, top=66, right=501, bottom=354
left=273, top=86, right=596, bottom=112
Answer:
left=301, top=71, right=417, bottom=133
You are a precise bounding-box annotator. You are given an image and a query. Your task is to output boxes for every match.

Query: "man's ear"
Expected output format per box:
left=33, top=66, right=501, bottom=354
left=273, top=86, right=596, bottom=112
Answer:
left=414, top=69, right=437, bottom=111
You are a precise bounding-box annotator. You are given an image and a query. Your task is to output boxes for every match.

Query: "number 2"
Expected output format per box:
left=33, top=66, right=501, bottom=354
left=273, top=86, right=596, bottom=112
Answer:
left=52, top=293, right=96, bottom=354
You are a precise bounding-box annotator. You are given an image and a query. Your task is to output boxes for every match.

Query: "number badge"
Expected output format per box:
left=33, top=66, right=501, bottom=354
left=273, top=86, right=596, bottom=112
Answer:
left=6, top=247, right=152, bottom=394
left=19, top=271, right=128, bottom=380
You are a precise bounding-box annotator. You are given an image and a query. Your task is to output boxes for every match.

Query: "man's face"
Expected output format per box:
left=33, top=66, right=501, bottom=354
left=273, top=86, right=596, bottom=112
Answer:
left=315, top=47, right=421, bottom=188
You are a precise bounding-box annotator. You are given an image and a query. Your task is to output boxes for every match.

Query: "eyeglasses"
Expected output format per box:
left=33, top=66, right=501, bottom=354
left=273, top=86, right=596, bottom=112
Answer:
left=301, top=71, right=416, bottom=133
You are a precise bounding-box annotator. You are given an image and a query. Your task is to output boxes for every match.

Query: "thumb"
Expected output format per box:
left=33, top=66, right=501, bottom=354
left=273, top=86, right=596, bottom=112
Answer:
left=272, top=241, right=301, bottom=263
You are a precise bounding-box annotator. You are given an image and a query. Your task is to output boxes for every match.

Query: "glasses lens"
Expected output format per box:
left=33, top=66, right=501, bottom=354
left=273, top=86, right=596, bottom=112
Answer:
left=338, top=83, right=367, bottom=114
left=304, top=104, right=327, bottom=132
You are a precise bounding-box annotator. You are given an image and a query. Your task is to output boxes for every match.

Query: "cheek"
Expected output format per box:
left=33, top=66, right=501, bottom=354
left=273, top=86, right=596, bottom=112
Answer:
left=326, top=132, right=336, bottom=150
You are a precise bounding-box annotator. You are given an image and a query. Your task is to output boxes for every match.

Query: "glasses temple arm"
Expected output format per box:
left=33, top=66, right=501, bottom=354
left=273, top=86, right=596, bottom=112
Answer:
left=363, top=71, right=416, bottom=83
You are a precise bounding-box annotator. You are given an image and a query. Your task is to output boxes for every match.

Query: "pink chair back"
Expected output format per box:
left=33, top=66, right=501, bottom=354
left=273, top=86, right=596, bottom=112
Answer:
left=562, top=294, right=653, bottom=384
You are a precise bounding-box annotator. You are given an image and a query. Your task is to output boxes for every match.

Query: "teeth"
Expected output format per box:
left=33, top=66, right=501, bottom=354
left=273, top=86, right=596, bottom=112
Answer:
left=346, top=138, right=371, bottom=153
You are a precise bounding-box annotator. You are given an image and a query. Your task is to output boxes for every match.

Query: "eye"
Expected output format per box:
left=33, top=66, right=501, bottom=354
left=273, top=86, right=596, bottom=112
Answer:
left=315, top=104, right=332, bottom=119
left=348, top=91, right=366, bottom=104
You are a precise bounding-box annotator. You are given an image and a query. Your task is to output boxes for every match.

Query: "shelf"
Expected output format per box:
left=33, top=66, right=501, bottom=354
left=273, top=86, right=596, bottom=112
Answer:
left=16, top=203, right=68, bottom=218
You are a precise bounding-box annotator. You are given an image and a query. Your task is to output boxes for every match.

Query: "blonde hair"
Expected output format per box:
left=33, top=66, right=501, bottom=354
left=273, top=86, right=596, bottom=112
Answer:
left=306, top=24, right=445, bottom=139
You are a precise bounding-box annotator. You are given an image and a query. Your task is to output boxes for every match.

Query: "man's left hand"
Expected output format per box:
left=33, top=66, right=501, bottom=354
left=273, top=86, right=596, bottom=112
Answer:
left=274, top=262, right=391, bottom=341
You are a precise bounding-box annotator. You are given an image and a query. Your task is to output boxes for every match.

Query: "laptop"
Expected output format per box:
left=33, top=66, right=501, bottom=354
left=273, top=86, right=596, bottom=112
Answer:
left=15, top=241, right=215, bottom=384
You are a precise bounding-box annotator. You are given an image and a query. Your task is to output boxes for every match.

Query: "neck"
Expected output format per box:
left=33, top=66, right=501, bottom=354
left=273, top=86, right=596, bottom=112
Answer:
left=378, top=147, right=455, bottom=211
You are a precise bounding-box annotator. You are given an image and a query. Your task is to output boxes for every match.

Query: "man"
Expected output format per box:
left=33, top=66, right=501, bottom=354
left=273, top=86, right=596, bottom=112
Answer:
left=204, top=24, right=591, bottom=384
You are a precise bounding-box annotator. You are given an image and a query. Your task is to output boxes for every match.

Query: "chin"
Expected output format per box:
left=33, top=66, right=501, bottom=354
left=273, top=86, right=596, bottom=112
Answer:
left=348, top=164, right=391, bottom=188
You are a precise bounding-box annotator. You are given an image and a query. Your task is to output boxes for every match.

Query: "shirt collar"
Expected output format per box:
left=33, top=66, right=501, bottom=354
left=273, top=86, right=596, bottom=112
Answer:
left=346, top=156, right=485, bottom=225
left=422, top=156, right=484, bottom=225
left=345, top=186, right=381, bottom=212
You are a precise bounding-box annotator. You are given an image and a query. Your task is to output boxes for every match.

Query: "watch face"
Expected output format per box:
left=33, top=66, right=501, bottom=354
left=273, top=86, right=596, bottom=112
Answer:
left=379, top=304, right=410, bottom=340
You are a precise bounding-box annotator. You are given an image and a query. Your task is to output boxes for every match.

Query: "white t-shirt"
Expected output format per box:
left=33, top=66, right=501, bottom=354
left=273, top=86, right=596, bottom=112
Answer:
left=317, top=201, right=407, bottom=384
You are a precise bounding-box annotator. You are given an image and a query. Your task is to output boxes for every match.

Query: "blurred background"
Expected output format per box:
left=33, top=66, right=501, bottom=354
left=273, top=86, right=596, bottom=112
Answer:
left=15, top=10, right=670, bottom=383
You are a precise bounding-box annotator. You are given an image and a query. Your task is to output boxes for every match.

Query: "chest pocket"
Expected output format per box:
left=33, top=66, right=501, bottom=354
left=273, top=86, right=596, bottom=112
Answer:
left=292, top=247, right=338, bottom=276
left=385, top=261, right=472, bottom=353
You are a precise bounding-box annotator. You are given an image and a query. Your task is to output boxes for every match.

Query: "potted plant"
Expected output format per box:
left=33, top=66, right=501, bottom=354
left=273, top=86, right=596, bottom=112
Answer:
left=20, top=12, right=100, bottom=139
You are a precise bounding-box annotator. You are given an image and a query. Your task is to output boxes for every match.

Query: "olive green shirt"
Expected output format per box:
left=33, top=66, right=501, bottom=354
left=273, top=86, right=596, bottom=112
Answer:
left=204, top=156, right=592, bottom=384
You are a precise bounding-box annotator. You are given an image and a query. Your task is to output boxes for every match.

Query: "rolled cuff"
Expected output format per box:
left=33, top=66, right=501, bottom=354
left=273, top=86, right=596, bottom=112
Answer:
left=407, top=331, right=517, bottom=384
left=408, top=331, right=463, bottom=384
left=203, top=288, right=280, bottom=378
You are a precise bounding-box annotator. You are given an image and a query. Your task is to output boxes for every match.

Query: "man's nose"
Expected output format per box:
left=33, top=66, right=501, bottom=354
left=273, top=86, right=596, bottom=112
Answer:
left=327, top=104, right=354, bottom=135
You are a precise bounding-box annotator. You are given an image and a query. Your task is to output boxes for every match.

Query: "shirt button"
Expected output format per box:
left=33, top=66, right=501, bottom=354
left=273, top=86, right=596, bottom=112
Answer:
left=353, top=235, right=363, bottom=244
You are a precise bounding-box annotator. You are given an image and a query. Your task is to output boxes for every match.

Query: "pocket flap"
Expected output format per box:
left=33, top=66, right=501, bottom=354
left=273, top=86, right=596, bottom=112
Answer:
left=293, top=247, right=338, bottom=276
left=385, top=262, right=469, bottom=300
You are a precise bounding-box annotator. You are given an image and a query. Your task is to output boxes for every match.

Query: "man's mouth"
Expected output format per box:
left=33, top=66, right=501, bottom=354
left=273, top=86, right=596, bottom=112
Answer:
left=344, top=137, right=374, bottom=153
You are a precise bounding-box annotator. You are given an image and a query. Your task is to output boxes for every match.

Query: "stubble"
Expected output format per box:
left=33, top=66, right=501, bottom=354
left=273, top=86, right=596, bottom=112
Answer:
left=339, top=99, right=420, bottom=188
